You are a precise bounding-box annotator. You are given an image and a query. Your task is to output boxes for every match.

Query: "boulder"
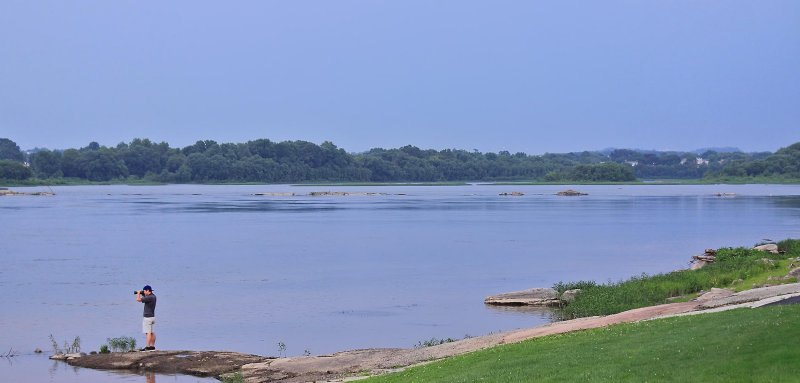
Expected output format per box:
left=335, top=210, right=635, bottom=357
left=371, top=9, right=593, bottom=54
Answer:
left=786, top=268, right=800, bottom=280
left=692, top=254, right=716, bottom=262
left=499, top=192, right=524, bottom=196
left=690, top=260, right=708, bottom=270
left=484, top=288, right=559, bottom=306
left=754, top=244, right=779, bottom=254
left=560, top=289, right=581, bottom=303
left=689, top=249, right=718, bottom=270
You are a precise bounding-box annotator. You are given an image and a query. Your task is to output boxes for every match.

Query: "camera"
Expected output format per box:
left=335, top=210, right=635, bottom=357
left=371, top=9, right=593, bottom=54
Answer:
left=133, top=290, right=142, bottom=295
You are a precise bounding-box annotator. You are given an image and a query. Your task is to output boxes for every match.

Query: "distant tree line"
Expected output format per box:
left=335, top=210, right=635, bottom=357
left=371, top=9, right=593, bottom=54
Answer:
left=1, top=137, right=798, bottom=183
left=701, top=142, right=800, bottom=179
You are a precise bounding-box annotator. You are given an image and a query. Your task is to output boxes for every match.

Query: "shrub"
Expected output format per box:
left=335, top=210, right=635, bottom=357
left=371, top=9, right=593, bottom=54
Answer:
left=49, top=334, right=81, bottom=354
left=220, top=371, right=245, bottom=383
left=107, top=336, right=137, bottom=352
left=414, top=337, right=456, bottom=348
left=552, top=280, right=597, bottom=294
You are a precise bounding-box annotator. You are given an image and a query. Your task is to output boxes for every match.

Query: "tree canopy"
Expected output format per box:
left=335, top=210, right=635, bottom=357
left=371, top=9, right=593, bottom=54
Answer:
left=2, top=137, right=798, bottom=184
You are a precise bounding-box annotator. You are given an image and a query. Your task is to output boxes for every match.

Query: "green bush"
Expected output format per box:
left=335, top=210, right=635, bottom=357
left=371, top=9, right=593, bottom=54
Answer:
left=106, top=336, right=137, bottom=352
left=778, top=238, right=800, bottom=255
left=0, top=159, right=32, bottom=180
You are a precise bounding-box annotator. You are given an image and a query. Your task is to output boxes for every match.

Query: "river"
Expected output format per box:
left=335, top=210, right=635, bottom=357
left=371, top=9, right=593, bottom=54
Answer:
left=1, top=183, right=799, bottom=382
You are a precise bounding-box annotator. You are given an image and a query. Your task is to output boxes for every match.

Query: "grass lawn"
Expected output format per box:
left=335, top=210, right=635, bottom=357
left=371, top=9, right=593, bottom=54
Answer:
left=364, top=304, right=800, bottom=383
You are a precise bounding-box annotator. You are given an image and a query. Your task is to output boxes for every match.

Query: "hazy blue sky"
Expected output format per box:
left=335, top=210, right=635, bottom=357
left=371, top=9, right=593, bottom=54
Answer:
left=2, top=1, right=798, bottom=154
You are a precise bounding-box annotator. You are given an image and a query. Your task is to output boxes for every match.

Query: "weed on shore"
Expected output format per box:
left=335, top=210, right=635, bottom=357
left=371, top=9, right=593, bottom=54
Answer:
left=554, top=239, right=800, bottom=319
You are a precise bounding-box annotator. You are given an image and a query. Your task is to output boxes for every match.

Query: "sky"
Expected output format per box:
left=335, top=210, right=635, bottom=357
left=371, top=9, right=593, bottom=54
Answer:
left=1, top=1, right=798, bottom=155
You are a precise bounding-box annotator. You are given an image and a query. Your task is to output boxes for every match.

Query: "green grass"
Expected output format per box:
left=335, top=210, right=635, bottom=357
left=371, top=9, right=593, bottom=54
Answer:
left=365, top=305, right=800, bottom=383
left=555, top=240, right=800, bottom=319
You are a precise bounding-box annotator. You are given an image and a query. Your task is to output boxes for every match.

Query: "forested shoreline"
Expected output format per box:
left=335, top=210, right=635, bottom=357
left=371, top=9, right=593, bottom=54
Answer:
left=1, top=137, right=798, bottom=184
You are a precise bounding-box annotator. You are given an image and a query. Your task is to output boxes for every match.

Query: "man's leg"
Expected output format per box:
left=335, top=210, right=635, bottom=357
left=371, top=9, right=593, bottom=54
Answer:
left=147, top=332, right=156, bottom=348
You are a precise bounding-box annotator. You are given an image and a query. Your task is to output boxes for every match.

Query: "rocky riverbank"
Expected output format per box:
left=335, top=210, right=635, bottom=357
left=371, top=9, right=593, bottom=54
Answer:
left=56, top=282, right=800, bottom=383
left=485, top=244, right=799, bottom=307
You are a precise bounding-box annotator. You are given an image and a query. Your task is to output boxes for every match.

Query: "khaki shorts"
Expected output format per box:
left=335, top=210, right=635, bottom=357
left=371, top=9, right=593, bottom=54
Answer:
left=142, top=317, right=155, bottom=334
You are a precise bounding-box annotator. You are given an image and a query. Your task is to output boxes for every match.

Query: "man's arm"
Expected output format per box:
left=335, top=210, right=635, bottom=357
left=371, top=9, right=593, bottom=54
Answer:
left=137, top=291, right=142, bottom=302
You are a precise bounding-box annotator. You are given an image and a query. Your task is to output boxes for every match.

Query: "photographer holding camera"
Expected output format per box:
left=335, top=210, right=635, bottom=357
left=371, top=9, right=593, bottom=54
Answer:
left=135, top=285, right=157, bottom=351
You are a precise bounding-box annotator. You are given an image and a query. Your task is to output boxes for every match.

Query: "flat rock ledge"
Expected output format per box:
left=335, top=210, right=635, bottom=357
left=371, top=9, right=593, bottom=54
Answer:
left=484, top=287, right=561, bottom=306
left=61, top=338, right=509, bottom=383
left=556, top=189, right=587, bottom=196
left=62, top=283, right=800, bottom=383
left=65, top=351, right=271, bottom=378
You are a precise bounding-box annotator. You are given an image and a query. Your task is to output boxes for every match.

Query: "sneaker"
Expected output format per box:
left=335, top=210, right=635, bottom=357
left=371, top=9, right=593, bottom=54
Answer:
left=146, top=346, right=155, bottom=351
left=139, top=347, right=148, bottom=351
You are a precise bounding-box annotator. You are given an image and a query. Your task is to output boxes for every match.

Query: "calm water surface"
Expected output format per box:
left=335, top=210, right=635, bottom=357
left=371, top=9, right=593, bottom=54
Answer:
left=1, top=184, right=799, bottom=382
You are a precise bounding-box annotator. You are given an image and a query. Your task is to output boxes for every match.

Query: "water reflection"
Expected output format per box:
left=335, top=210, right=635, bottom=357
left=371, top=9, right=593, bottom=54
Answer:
left=773, top=196, right=800, bottom=211
left=484, top=304, right=563, bottom=321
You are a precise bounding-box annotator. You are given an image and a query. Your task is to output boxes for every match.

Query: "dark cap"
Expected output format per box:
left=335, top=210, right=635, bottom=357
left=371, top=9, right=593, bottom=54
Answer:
left=142, top=285, right=153, bottom=292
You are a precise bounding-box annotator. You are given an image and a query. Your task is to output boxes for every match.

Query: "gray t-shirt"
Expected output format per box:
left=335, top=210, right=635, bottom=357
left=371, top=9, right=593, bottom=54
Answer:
left=141, top=294, right=156, bottom=318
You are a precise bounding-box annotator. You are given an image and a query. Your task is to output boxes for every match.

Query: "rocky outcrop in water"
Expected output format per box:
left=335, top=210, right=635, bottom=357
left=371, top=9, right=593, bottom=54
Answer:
left=556, top=189, right=587, bottom=196
left=308, top=191, right=386, bottom=196
left=0, top=189, right=55, bottom=196
left=484, top=288, right=560, bottom=306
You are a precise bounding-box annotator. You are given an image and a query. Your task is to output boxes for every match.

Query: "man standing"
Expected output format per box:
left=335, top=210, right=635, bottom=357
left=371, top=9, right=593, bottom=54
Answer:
left=136, top=285, right=157, bottom=351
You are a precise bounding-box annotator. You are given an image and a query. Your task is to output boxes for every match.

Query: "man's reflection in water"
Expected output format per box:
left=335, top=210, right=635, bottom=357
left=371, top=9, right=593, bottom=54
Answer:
left=145, top=372, right=155, bottom=383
